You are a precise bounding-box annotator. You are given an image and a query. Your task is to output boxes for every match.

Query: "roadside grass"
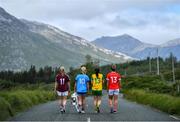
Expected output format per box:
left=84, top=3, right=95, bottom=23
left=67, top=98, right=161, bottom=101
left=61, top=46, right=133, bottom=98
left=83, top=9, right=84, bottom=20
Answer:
left=0, top=90, right=55, bottom=121
left=124, top=89, right=180, bottom=116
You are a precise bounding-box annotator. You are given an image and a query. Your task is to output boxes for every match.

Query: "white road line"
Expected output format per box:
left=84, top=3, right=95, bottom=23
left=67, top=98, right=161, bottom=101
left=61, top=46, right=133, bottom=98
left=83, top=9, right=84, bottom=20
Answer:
left=87, top=117, right=90, bottom=122
left=170, top=115, right=180, bottom=120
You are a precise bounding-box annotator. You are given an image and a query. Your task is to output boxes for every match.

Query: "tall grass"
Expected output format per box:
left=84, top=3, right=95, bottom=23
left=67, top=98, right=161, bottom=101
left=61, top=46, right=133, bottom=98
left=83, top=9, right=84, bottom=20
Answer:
left=124, top=89, right=180, bottom=115
left=0, top=90, right=55, bottom=120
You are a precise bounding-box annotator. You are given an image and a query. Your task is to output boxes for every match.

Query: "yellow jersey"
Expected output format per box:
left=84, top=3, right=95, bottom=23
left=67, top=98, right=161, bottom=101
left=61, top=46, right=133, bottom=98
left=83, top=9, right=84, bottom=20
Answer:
left=91, top=73, right=103, bottom=91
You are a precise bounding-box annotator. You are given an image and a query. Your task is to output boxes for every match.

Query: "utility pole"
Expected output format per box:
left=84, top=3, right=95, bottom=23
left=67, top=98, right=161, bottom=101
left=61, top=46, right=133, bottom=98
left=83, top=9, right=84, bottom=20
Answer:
left=157, top=48, right=160, bottom=75
left=171, top=53, right=175, bottom=82
left=149, top=52, right=151, bottom=73
left=171, top=53, right=179, bottom=93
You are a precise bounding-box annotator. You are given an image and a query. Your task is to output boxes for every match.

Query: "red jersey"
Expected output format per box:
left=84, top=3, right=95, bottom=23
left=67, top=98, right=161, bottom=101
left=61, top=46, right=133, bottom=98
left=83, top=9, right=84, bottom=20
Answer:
left=106, top=71, right=121, bottom=90
left=55, top=74, right=70, bottom=92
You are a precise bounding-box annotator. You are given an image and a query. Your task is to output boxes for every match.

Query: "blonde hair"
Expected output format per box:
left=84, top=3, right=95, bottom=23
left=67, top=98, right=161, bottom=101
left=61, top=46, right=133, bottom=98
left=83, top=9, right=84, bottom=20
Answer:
left=81, top=66, right=86, bottom=74
left=59, top=66, right=65, bottom=72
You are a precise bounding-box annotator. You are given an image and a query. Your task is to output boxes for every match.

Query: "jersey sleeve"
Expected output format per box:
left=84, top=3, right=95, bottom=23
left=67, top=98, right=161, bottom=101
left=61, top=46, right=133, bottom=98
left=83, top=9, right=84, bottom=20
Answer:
left=75, top=75, right=78, bottom=82
left=66, top=74, right=70, bottom=82
left=118, top=74, right=121, bottom=81
left=55, top=75, right=58, bottom=82
left=106, top=73, right=109, bottom=81
left=86, top=75, right=90, bottom=82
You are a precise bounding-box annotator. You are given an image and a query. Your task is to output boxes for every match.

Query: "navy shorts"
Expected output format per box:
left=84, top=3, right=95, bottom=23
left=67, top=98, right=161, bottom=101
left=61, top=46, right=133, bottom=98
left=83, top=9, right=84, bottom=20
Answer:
left=77, top=92, right=87, bottom=96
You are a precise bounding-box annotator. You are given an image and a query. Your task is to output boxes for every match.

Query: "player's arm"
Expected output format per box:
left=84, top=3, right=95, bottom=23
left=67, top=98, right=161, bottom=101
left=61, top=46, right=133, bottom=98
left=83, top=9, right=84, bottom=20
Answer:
left=87, top=76, right=90, bottom=93
left=74, top=81, right=76, bottom=93
left=119, top=79, right=121, bottom=89
left=54, top=78, right=58, bottom=92
left=74, top=76, right=78, bottom=93
left=106, top=75, right=109, bottom=92
left=91, top=75, right=93, bottom=85
left=67, top=75, right=71, bottom=94
left=102, top=75, right=104, bottom=89
left=68, top=80, right=71, bottom=95
left=119, top=75, right=122, bottom=90
left=87, top=81, right=89, bottom=92
left=121, top=75, right=126, bottom=78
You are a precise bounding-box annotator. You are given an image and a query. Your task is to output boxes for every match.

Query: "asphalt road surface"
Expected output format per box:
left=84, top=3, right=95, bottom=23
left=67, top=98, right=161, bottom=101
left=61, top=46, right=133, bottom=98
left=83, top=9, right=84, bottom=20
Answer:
left=10, top=94, right=178, bottom=121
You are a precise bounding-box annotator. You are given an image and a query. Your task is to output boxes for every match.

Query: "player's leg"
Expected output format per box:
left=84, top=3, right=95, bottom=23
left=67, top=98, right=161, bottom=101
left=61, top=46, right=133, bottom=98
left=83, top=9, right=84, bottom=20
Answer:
left=97, top=96, right=101, bottom=113
left=113, top=89, right=119, bottom=113
left=62, top=91, right=68, bottom=112
left=77, top=94, right=82, bottom=112
left=94, top=96, right=97, bottom=111
left=92, top=91, right=97, bottom=107
left=81, top=95, right=86, bottom=113
left=60, top=96, right=64, bottom=113
left=108, top=90, right=114, bottom=113
left=57, top=91, right=63, bottom=112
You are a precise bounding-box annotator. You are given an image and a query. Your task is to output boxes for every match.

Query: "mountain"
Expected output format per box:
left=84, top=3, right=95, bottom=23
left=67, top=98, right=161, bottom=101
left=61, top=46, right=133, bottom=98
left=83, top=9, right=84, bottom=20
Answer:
left=133, top=38, right=180, bottom=59
left=92, top=34, right=155, bottom=56
left=0, top=7, right=132, bottom=71
left=93, top=34, right=180, bottom=60
left=161, top=38, right=180, bottom=47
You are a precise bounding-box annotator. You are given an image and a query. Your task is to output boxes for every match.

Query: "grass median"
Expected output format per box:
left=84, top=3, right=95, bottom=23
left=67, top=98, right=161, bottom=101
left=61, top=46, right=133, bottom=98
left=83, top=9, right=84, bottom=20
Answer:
left=124, top=89, right=180, bottom=116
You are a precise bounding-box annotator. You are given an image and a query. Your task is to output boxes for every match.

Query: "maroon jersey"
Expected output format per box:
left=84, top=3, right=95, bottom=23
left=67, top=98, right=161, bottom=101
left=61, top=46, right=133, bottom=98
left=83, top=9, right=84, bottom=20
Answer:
left=55, top=74, right=70, bottom=92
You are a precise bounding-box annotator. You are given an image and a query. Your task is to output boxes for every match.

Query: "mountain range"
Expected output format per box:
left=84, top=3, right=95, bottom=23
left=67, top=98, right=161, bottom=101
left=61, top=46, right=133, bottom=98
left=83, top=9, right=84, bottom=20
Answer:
left=93, top=34, right=180, bottom=60
left=0, top=7, right=132, bottom=71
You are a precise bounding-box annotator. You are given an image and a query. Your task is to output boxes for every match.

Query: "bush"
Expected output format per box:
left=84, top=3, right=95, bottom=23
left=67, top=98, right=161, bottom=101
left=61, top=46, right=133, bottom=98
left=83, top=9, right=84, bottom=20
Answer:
left=0, top=80, right=17, bottom=90
left=123, top=76, right=174, bottom=94
left=0, top=90, right=56, bottom=120
left=0, top=97, right=13, bottom=120
left=124, top=89, right=180, bottom=115
left=1, top=91, right=33, bottom=113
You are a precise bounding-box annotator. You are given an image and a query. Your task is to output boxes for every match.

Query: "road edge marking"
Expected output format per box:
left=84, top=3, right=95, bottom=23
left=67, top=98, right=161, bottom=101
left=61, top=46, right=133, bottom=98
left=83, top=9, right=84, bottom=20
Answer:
left=170, top=115, right=180, bottom=120
left=87, top=117, right=90, bottom=122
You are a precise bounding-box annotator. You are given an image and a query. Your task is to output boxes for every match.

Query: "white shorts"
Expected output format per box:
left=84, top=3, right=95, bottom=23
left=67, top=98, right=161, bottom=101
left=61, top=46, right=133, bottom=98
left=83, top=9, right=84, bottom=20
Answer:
left=57, top=91, right=68, bottom=96
left=108, top=89, right=119, bottom=96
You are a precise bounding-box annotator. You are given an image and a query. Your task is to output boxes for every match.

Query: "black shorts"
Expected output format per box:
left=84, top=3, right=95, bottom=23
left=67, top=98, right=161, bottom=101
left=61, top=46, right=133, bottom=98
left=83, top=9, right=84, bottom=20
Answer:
left=77, top=92, right=87, bottom=96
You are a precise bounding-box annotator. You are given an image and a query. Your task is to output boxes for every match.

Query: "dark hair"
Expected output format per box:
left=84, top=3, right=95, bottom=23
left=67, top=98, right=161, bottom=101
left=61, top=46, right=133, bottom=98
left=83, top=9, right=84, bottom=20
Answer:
left=95, top=68, right=100, bottom=77
left=111, top=64, right=116, bottom=71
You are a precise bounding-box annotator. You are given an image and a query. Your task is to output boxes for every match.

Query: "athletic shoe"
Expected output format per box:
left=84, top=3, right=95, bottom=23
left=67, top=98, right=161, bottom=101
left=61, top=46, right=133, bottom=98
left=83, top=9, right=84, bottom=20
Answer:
left=113, top=110, right=117, bottom=113
left=110, top=108, right=114, bottom=113
left=81, top=110, right=85, bottom=114
left=94, top=106, right=98, bottom=113
left=97, top=107, right=100, bottom=113
left=77, top=105, right=81, bottom=113
left=60, top=108, right=64, bottom=114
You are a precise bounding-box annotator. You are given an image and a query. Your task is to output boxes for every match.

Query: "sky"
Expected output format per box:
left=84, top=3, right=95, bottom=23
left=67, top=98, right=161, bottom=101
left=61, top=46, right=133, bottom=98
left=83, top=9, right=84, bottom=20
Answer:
left=0, top=0, right=180, bottom=45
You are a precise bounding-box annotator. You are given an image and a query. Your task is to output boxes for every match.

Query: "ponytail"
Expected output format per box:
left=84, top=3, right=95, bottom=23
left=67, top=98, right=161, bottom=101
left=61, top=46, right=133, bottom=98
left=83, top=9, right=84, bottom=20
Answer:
left=95, top=68, right=100, bottom=77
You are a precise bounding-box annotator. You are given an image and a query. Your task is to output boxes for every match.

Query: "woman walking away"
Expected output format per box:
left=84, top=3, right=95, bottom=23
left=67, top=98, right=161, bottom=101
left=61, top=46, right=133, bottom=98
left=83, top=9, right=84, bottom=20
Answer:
left=55, top=66, right=70, bottom=114
left=106, top=64, right=122, bottom=113
left=74, top=66, right=90, bottom=114
left=91, top=67, right=104, bottom=113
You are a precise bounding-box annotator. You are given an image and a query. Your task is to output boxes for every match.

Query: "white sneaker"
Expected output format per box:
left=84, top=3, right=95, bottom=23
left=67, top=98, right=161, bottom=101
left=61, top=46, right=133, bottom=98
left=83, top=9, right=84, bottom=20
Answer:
left=81, top=110, right=85, bottom=114
left=60, top=108, right=64, bottom=113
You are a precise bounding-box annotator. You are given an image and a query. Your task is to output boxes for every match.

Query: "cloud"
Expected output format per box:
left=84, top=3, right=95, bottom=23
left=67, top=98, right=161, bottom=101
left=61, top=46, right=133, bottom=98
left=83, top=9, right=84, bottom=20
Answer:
left=0, top=0, right=180, bottom=44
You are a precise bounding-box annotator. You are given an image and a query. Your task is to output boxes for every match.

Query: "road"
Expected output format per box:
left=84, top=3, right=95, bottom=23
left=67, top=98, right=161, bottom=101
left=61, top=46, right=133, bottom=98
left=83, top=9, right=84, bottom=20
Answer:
left=10, top=94, right=177, bottom=121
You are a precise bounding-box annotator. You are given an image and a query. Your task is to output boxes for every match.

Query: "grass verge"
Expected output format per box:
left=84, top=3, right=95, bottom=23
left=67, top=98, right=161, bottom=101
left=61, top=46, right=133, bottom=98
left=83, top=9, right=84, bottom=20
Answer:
left=0, top=90, right=55, bottom=120
left=124, top=89, right=180, bottom=116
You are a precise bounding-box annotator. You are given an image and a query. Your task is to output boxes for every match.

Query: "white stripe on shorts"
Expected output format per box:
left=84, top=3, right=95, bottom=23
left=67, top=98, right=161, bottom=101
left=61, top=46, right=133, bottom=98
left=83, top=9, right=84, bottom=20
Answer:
left=57, top=91, right=68, bottom=96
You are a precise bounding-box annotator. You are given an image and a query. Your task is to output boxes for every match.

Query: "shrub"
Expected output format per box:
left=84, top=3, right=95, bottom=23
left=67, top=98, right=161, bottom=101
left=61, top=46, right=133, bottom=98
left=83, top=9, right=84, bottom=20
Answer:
left=124, top=89, right=180, bottom=115
left=0, top=90, right=56, bottom=120
left=0, top=80, right=17, bottom=90
left=123, top=76, right=173, bottom=94
left=0, top=97, right=13, bottom=120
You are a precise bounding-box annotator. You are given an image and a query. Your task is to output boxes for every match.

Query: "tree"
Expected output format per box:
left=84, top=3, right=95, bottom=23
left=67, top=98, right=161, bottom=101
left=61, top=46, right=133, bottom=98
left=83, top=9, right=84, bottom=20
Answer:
left=28, top=65, right=36, bottom=83
left=85, top=54, right=92, bottom=64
